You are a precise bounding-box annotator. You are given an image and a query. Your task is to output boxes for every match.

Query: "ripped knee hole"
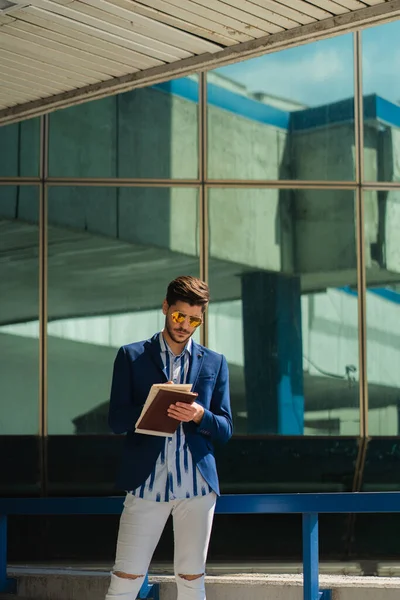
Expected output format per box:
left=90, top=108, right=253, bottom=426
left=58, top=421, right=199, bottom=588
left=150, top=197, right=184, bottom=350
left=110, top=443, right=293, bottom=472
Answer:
left=113, top=571, right=144, bottom=580
left=178, top=574, right=204, bottom=581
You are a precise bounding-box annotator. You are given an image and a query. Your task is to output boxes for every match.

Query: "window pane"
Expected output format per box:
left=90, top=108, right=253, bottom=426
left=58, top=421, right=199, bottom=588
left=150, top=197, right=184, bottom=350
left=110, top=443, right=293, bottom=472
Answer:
left=0, top=186, right=39, bottom=435
left=48, top=77, right=199, bottom=179
left=0, top=119, right=40, bottom=177
left=217, top=438, right=358, bottom=493
left=47, top=186, right=199, bottom=447
left=363, top=22, right=400, bottom=182
left=207, top=34, right=355, bottom=181
left=208, top=188, right=360, bottom=435
left=362, top=439, right=400, bottom=491
left=358, top=438, right=400, bottom=557
left=364, top=191, right=400, bottom=434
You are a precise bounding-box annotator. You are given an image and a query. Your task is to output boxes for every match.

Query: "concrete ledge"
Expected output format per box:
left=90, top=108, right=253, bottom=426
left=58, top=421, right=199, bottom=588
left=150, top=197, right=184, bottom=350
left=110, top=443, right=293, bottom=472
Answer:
left=3, top=568, right=400, bottom=600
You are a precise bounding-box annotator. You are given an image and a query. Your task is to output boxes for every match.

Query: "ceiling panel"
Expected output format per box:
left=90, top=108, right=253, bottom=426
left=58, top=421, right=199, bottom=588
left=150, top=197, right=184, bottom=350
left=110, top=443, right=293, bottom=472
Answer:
left=22, top=6, right=168, bottom=68
left=280, top=0, right=332, bottom=18
left=303, top=0, right=349, bottom=14
left=2, top=23, right=136, bottom=76
left=161, top=0, right=283, bottom=35
left=12, top=12, right=144, bottom=68
left=220, top=0, right=310, bottom=28
left=108, top=0, right=239, bottom=45
left=0, top=0, right=398, bottom=124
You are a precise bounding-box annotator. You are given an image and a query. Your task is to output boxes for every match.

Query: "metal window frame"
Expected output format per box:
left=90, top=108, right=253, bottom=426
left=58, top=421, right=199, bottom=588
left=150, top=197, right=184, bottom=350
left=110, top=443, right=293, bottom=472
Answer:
left=353, top=30, right=369, bottom=492
left=38, top=114, right=49, bottom=495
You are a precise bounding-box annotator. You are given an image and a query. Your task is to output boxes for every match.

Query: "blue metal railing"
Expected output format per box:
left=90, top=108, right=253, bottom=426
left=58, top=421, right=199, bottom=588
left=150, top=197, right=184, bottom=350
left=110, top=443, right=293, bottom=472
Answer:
left=2, top=492, right=400, bottom=600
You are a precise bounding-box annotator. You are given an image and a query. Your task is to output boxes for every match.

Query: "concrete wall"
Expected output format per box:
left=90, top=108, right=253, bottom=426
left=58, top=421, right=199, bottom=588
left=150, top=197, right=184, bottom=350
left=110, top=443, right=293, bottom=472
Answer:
left=48, top=88, right=198, bottom=179
left=364, top=124, right=380, bottom=181
left=292, top=189, right=357, bottom=275
left=385, top=191, right=400, bottom=273
left=208, top=188, right=286, bottom=272
left=291, top=123, right=356, bottom=181
left=46, top=186, right=200, bottom=258
left=0, top=117, right=40, bottom=177
left=208, top=105, right=288, bottom=179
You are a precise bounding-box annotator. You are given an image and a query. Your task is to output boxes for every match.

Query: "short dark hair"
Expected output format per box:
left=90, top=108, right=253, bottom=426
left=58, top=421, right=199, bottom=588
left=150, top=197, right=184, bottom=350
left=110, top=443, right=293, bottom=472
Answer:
left=166, top=276, right=209, bottom=311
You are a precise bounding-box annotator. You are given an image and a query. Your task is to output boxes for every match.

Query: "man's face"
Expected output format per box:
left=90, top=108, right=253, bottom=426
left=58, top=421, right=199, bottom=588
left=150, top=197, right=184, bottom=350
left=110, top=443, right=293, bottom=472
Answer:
left=163, top=299, right=203, bottom=346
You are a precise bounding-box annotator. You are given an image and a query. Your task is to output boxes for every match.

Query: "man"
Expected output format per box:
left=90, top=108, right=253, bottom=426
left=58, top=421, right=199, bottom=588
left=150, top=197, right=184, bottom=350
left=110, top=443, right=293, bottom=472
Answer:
left=105, top=275, right=233, bottom=600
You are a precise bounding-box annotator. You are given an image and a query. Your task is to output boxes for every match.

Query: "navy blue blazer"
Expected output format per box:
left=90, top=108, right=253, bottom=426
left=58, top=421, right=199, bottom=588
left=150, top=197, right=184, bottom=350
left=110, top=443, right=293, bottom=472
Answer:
left=108, top=333, right=233, bottom=495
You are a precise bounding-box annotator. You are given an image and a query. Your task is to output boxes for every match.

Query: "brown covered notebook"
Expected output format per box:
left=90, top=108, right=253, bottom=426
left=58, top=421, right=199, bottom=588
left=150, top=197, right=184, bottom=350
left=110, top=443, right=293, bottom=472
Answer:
left=135, top=384, right=198, bottom=436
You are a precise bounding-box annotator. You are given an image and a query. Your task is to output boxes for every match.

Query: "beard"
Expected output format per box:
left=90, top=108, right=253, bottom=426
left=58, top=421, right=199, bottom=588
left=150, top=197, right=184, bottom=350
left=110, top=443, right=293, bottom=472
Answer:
left=165, top=318, right=192, bottom=345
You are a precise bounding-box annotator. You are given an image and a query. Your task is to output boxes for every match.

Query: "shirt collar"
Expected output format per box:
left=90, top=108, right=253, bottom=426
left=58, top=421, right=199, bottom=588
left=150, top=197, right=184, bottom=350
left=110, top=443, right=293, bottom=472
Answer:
left=159, top=331, right=192, bottom=357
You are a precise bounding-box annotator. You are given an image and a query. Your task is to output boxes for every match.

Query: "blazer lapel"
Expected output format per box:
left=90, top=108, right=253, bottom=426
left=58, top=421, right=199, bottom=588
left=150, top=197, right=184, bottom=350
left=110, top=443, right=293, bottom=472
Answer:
left=146, top=334, right=168, bottom=381
left=187, top=341, right=204, bottom=388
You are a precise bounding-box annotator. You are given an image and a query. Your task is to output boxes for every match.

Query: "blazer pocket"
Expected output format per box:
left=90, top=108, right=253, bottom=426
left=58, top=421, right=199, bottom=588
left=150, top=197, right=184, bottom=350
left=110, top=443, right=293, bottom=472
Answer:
left=197, top=374, right=216, bottom=381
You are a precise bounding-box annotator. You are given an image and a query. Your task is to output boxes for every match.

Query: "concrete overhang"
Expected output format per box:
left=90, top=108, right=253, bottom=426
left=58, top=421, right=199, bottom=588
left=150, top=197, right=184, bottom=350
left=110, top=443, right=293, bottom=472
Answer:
left=0, top=0, right=400, bottom=125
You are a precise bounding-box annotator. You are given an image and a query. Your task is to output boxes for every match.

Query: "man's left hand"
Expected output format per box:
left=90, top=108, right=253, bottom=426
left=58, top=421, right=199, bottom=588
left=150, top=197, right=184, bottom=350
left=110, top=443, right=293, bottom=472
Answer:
left=167, top=401, right=205, bottom=424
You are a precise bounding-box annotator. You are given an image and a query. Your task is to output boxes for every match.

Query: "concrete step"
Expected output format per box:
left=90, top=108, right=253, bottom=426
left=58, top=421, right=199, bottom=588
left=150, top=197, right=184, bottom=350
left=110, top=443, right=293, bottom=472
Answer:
left=3, top=568, right=400, bottom=600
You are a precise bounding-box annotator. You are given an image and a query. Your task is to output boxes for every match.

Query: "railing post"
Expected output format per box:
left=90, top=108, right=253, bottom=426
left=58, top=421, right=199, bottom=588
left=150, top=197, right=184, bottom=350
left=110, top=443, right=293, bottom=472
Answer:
left=138, top=573, right=159, bottom=600
left=0, top=515, right=16, bottom=594
left=302, top=512, right=320, bottom=600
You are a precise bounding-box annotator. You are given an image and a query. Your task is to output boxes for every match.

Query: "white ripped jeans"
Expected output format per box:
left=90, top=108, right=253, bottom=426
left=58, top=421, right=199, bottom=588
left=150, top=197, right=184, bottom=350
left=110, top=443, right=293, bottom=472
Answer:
left=105, top=492, right=217, bottom=600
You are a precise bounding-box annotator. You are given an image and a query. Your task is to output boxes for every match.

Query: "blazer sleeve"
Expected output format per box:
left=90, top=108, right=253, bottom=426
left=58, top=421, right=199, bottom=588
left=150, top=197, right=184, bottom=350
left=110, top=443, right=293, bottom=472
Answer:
left=197, top=355, right=233, bottom=444
left=108, top=346, right=143, bottom=434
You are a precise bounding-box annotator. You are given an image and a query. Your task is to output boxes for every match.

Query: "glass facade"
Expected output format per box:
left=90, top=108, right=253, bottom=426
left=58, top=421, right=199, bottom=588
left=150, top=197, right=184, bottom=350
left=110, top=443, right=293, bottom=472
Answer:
left=364, top=190, right=400, bottom=436
left=0, top=185, right=40, bottom=437
left=0, top=186, right=40, bottom=494
left=208, top=188, right=359, bottom=436
left=0, top=119, right=40, bottom=177
left=48, top=77, right=199, bottom=179
left=46, top=186, right=199, bottom=437
left=363, top=21, right=400, bottom=182
left=207, top=35, right=355, bottom=181
left=1, top=25, right=400, bottom=558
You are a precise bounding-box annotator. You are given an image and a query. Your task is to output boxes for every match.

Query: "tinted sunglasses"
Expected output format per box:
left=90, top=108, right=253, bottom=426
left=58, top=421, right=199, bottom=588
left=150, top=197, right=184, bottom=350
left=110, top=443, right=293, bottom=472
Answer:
left=171, top=311, right=203, bottom=329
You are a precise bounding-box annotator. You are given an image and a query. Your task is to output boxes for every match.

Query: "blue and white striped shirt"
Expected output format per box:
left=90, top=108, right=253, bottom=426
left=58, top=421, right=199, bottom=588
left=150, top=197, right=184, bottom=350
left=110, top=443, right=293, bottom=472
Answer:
left=130, top=332, right=212, bottom=502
